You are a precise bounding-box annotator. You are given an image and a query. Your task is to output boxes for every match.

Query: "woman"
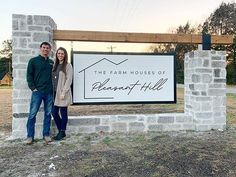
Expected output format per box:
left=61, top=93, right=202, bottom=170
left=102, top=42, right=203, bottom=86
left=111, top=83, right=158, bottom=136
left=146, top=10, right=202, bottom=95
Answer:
left=52, top=47, right=73, bottom=140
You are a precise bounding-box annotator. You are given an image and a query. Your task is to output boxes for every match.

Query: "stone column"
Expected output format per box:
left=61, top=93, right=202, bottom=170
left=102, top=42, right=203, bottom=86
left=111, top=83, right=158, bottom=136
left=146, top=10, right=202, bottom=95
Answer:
left=12, top=14, right=57, bottom=138
left=184, top=48, right=226, bottom=131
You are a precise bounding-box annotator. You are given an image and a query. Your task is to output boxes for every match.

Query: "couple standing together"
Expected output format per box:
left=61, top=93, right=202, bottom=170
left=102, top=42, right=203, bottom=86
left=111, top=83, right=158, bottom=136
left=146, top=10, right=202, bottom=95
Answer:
left=26, top=42, right=73, bottom=144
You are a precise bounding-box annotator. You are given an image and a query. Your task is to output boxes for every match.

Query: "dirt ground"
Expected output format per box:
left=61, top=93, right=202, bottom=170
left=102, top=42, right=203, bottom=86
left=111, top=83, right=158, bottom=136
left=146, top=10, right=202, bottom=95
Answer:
left=1, top=88, right=236, bottom=177
left=0, top=88, right=12, bottom=133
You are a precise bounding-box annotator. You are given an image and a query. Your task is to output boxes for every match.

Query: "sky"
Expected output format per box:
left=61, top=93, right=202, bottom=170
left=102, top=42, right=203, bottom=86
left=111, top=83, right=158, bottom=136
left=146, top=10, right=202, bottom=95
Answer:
left=0, top=0, right=234, bottom=52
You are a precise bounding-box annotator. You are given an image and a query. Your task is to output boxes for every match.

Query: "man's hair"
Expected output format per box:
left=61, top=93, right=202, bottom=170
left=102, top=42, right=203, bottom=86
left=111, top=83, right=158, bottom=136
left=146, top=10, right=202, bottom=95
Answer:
left=40, top=42, right=51, bottom=48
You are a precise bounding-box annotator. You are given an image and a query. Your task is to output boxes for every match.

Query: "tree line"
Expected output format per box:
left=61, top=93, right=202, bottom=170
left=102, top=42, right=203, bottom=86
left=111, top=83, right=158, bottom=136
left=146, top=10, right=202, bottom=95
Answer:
left=0, top=40, right=12, bottom=76
left=148, top=2, right=236, bottom=84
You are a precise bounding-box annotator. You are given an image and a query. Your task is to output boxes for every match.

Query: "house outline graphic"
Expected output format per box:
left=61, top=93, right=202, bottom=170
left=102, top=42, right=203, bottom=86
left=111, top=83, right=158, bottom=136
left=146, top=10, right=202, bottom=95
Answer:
left=78, top=57, right=128, bottom=100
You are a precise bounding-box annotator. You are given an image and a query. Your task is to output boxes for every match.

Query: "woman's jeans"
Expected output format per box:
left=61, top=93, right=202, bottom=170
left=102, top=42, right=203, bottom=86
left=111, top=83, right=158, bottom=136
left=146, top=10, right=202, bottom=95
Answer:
left=26, top=91, right=53, bottom=138
left=51, top=105, right=68, bottom=131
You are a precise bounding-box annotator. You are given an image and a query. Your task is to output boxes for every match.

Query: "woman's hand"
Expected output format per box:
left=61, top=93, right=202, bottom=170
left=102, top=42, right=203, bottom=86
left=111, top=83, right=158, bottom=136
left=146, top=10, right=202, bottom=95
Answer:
left=60, top=95, right=65, bottom=100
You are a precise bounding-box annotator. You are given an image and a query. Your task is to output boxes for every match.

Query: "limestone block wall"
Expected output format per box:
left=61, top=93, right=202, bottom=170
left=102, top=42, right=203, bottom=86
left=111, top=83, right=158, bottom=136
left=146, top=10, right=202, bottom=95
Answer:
left=184, top=49, right=226, bottom=131
left=59, top=113, right=194, bottom=135
left=12, top=14, right=57, bottom=138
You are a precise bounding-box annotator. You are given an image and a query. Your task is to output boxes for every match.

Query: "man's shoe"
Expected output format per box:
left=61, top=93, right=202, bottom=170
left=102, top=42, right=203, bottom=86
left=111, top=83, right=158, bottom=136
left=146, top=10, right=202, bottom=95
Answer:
left=25, top=137, right=33, bottom=145
left=44, top=136, right=52, bottom=144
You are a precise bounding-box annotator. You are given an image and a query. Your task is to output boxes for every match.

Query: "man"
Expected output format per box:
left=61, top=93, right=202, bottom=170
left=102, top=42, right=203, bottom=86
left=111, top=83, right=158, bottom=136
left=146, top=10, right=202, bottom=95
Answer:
left=25, top=42, right=54, bottom=144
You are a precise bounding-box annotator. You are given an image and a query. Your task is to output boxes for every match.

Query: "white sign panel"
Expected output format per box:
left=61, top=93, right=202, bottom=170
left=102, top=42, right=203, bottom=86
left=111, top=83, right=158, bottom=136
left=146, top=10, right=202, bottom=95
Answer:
left=72, top=52, right=176, bottom=104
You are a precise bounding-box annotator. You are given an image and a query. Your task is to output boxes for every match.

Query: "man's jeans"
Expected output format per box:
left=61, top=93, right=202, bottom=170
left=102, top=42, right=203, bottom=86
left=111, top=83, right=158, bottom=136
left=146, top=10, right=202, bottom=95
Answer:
left=26, top=91, right=53, bottom=138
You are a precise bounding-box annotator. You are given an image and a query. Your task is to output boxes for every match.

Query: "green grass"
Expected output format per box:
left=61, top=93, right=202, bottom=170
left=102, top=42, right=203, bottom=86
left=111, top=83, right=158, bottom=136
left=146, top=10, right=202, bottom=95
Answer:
left=227, top=93, right=236, bottom=99
left=226, top=92, right=236, bottom=126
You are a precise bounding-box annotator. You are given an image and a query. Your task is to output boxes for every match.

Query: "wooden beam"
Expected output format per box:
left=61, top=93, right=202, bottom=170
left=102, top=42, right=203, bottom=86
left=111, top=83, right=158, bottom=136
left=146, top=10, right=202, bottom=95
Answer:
left=53, top=30, right=233, bottom=44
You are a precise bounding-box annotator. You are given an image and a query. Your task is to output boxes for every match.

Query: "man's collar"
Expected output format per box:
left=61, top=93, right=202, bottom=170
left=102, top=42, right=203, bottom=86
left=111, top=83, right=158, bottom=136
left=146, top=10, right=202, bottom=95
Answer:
left=39, top=55, right=49, bottom=59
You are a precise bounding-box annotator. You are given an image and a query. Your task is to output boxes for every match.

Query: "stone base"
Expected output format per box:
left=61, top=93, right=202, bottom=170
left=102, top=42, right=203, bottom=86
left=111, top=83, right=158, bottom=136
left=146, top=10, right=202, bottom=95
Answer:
left=12, top=113, right=225, bottom=139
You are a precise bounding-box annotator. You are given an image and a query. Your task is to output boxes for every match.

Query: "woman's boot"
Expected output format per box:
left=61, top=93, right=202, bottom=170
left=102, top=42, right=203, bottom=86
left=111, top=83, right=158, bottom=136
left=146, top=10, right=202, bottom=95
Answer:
left=53, top=130, right=66, bottom=141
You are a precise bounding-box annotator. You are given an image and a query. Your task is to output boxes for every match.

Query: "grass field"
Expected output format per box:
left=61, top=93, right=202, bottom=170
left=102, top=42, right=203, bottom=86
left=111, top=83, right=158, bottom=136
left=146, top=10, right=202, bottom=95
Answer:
left=226, top=93, right=236, bottom=125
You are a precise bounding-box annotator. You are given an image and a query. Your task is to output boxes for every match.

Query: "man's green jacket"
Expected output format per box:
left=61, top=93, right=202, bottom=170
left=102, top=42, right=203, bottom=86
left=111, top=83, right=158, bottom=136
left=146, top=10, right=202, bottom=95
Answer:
left=26, top=55, right=54, bottom=94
